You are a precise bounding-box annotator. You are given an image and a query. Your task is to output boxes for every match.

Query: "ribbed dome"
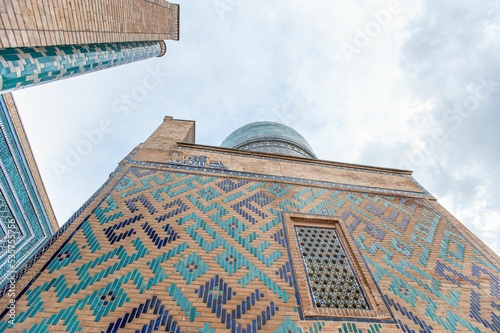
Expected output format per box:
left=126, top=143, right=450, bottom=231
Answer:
left=220, top=121, right=317, bottom=159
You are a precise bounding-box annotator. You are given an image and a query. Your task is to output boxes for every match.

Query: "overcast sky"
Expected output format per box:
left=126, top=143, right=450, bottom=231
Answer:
left=11, top=0, right=500, bottom=255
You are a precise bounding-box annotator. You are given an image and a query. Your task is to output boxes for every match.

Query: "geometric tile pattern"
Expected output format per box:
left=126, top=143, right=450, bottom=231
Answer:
left=295, top=226, right=369, bottom=310
left=0, top=96, right=55, bottom=289
left=0, top=164, right=122, bottom=299
left=0, top=167, right=499, bottom=332
left=0, top=41, right=162, bottom=93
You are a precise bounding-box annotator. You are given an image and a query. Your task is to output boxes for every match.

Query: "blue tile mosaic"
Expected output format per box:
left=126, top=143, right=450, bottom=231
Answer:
left=0, top=164, right=498, bottom=332
left=0, top=95, right=55, bottom=289
left=0, top=164, right=123, bottom=298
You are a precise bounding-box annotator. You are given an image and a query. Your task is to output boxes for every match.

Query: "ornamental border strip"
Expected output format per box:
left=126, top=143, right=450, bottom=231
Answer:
left=123, top=149, right=430, bottom=199
left=180, top=144, right=425, bottom=182
left=0, top=102, right=52, bottom=231
left=0, top=98, right=55, bottom=287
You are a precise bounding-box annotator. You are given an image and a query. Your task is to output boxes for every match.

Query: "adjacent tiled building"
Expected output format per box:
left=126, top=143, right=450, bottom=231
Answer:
left=0, top=1, right=179, bottom=93
left=0, top=93, right=58, bottom=291
left=0, top=117, right=498, bottom=332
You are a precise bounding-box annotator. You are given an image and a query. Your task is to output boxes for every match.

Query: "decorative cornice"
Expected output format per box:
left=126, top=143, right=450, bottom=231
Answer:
left=125, top=149, right=430, bottom=198
left=175, top=143, right=431, bottom=197
left=178, top=142, right=414, bottom=176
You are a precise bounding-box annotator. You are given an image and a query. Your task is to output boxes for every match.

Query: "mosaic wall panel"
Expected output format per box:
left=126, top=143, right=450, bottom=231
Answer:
left=0, top=96, right=55, bottom=289
left=1, top=167, right=499, bottom=332
left=0, top=41, right=163, bottom=93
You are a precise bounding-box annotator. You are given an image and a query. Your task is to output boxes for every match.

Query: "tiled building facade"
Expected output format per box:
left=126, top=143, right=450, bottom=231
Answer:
left=0, top=1, right=179, bottom=92
left=0, top=117, right=498, bottom=332
left=0, top=93, right=58, bottom=291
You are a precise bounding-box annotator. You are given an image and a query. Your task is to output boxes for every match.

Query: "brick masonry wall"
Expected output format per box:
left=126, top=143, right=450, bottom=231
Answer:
left=0, top=159, right=498, bottom=332
left=0, top=0, right=179, bottom=48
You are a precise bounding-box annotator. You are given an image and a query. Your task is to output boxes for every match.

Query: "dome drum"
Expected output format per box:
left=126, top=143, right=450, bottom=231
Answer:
left=221, top=121, right=317, bottom=159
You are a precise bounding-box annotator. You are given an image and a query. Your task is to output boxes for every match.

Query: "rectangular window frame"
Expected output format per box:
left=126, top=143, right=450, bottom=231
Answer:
left=283, top=213, right=392, bottom=320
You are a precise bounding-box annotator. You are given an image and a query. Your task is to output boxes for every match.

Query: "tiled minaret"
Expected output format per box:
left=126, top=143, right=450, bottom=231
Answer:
left=0, top=1, right=179, bottom=93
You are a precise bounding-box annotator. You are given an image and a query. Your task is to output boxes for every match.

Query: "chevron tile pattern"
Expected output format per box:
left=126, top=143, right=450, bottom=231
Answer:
left=1, top=167, right=498, bottom=332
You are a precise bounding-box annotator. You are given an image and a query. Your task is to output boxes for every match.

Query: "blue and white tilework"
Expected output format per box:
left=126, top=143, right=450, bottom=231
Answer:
left=0, top=95, right=56, bottom=289
left=0, top=41, right=163, bottom=93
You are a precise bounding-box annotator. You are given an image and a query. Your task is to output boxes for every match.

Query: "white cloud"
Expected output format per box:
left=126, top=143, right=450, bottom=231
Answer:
left=11, top=0, right=500, bottom=256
